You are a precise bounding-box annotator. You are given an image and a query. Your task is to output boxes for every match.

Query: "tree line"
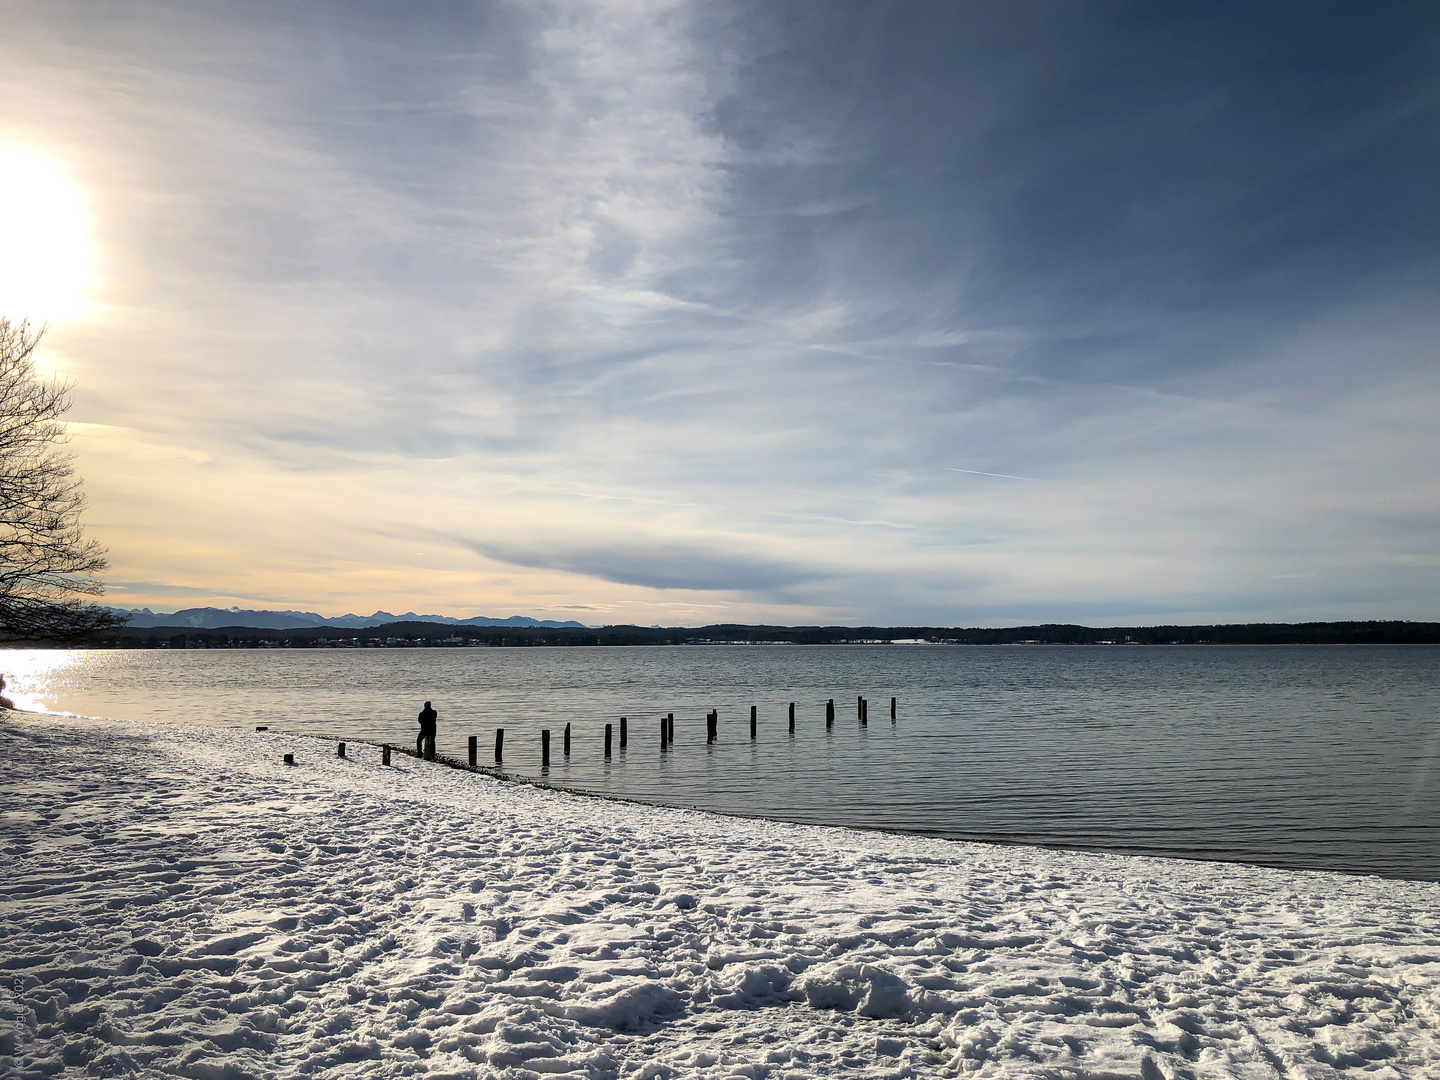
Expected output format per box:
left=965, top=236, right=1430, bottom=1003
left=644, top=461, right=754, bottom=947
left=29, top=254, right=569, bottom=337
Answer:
left=108, top=619, right=1440, bottom=649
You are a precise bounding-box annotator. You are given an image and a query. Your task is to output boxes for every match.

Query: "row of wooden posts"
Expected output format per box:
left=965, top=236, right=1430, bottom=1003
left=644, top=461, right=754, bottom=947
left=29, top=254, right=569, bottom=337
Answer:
left=370, top=695, right=896, bottom=768
left=270, top=696, right=896, bottom=769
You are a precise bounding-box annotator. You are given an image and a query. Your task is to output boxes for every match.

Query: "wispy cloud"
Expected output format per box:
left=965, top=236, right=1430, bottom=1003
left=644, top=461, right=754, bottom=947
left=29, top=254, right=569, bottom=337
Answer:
left=458, top=536, right=825, bottom=594
left=945, top=468, right=1043, bottom=482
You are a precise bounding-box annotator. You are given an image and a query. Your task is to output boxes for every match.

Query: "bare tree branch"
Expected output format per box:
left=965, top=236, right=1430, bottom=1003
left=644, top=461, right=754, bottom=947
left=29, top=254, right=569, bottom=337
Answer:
left=0, top=319, right=122, bottom=643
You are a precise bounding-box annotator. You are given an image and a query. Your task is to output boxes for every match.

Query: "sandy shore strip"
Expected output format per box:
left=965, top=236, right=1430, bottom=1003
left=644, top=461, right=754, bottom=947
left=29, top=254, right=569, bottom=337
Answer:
left=1, top=714, right=1436, bottom=1079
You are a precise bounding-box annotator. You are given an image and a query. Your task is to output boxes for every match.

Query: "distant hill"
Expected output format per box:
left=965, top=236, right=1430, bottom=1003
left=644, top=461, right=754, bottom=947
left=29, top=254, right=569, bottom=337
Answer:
left=110, top=606, right=589, bottom=630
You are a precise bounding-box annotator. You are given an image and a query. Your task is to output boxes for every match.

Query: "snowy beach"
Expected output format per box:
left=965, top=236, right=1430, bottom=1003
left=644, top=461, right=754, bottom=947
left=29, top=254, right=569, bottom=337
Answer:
left=2, top=714, right=1437, bottom=1079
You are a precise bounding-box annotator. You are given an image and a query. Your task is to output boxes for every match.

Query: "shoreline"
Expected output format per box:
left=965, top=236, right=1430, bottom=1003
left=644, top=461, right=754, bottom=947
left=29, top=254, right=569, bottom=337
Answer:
left=5, top=705, right=1434, bottom=892
left=10, top=706, right=1437, bottom=886
left=266, top=722, right=1440, bottom=888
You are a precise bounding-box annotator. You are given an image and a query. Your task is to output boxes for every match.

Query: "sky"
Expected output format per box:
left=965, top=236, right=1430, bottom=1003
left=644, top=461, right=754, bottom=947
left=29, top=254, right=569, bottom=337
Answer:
left=0, top=0, right=1437, bottom=627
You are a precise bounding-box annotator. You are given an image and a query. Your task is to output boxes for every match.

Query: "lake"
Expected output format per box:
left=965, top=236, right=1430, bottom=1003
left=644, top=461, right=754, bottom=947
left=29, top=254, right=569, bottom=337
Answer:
left=4, top=643, right=1437, bottom=880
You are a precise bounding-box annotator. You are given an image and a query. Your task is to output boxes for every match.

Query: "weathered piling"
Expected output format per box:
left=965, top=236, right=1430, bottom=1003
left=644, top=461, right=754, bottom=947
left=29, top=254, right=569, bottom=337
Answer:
left=620, top=716, right=628, bottom=748
left=860, top=696, right=868, bottom=725
left=707, top=710, right=718, bottom=743
left=605, top=723, right=613, bottom=758
left=541, top=729, right=550, bottom=767
left=826, top=698, right=834, bottom=727
left=751, top=704, right=757, bottom=739
left=858, top=695, right=864, bottom=723
left=283, top=753, right=294, bottom=765
left=789, top=701, right=795, bottom=733
left=382, top=744, right=391, bottom=766
left=891, top=695, right=896, bottom=721
left=337, top=742, right=346, bottom=758
left=468, top=735, right=477, bottom=767
left=668, top=712, right=675, bottom=742
left=494, top=728, right=505, bottom=762
left=661, top=716, right=668, bottom=750
left=564, top=722, right=571, bottom=757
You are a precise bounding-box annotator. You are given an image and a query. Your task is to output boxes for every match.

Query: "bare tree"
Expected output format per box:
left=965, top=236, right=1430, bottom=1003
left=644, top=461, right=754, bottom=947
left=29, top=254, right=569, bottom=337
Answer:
left=0, top=319, right=121, bottom=642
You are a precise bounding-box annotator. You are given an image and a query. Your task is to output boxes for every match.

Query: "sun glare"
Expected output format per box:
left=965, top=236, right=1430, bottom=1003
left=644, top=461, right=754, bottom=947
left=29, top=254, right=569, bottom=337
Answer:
left=0, top=144, right=93, bottom=322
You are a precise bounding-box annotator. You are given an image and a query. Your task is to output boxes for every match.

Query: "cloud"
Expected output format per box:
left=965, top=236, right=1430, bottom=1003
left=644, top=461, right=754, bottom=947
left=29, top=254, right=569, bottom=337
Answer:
left=458, top=536, right=824, bottom=594
left=106, top=581, right=253, bottom=599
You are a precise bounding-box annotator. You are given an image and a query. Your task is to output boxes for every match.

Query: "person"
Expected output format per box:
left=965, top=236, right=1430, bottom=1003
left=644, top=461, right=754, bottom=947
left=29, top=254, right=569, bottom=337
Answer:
left=416, top=700, right=437, bottom=759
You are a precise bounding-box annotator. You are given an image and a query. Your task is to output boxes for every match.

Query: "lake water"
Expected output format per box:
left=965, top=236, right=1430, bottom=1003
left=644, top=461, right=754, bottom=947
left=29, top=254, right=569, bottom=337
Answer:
left=4, top=644, right=1437, bottom=880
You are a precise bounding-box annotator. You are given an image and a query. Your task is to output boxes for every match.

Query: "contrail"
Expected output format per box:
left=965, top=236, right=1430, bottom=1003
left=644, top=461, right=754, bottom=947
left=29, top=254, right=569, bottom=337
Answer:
left=945, top=467, right=1043, bottom=482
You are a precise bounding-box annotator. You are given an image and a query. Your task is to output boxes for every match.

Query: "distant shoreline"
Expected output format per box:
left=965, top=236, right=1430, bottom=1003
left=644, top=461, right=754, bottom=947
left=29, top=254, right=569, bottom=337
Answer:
left=6, top=617, right=1436, bottom=649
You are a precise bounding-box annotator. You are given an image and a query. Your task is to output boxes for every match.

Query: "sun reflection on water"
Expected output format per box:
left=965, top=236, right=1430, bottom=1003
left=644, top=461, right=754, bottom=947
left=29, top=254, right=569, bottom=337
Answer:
left=2, top=650, right=117, bottom=714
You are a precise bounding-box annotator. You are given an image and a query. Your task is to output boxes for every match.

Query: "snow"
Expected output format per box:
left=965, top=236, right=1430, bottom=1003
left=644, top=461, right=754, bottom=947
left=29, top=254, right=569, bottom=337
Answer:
left=2, top=714, right=1438, bottom=1079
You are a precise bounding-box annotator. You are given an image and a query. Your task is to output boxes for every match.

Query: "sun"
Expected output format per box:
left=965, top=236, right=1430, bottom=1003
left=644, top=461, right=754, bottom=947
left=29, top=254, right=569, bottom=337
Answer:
left=0, top=144, right=93, bottom=322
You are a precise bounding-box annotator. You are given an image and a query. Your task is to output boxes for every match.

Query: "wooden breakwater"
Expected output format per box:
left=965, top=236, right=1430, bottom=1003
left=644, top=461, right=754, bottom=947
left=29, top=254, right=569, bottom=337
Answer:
left=257, top=696, right=897, bottom=775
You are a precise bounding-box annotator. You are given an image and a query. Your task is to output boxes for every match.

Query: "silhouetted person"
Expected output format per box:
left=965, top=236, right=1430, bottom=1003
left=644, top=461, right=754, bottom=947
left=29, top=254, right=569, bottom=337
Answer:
left=417, top=700, right=437, bottom=759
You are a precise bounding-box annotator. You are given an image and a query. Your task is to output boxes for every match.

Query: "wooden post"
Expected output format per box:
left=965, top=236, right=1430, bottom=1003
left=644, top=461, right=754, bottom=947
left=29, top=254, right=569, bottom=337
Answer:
left=382, top=744, right=391, bottom=766
left=707, top=710, right=717, bottom=743
left=468, top=735, right=477, bottom=767
left=283, top=753, right=294, bottom=765
left=255, top=725, right=268, bottom=732
left=891, top=695, right=896, bottom=721
left=858, top=695, right=864, bottom=723
left=620, top=716, right=627, bottom=748
left=425, top=731, right=435, bottom=761
left=826, top=699, right=834, bottom=727
left=661, top=715, right=668, bottom=750
left=541, top=729, right=550, bottom=767
left=337, top=742, right=346, bottom=758
left=605, top=723, right=613, bottom=758
left=564, top=722, right=571, bottom=757
left=494, top=728, right=504, bottom=762
left=668, top=712, right=675, bottom=742
left=788, top=701, right=795, bottom=733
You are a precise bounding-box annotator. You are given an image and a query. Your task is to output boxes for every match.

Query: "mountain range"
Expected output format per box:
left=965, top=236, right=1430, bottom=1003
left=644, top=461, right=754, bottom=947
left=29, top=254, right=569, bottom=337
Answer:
left=110, top=607, right=590, bottom=630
